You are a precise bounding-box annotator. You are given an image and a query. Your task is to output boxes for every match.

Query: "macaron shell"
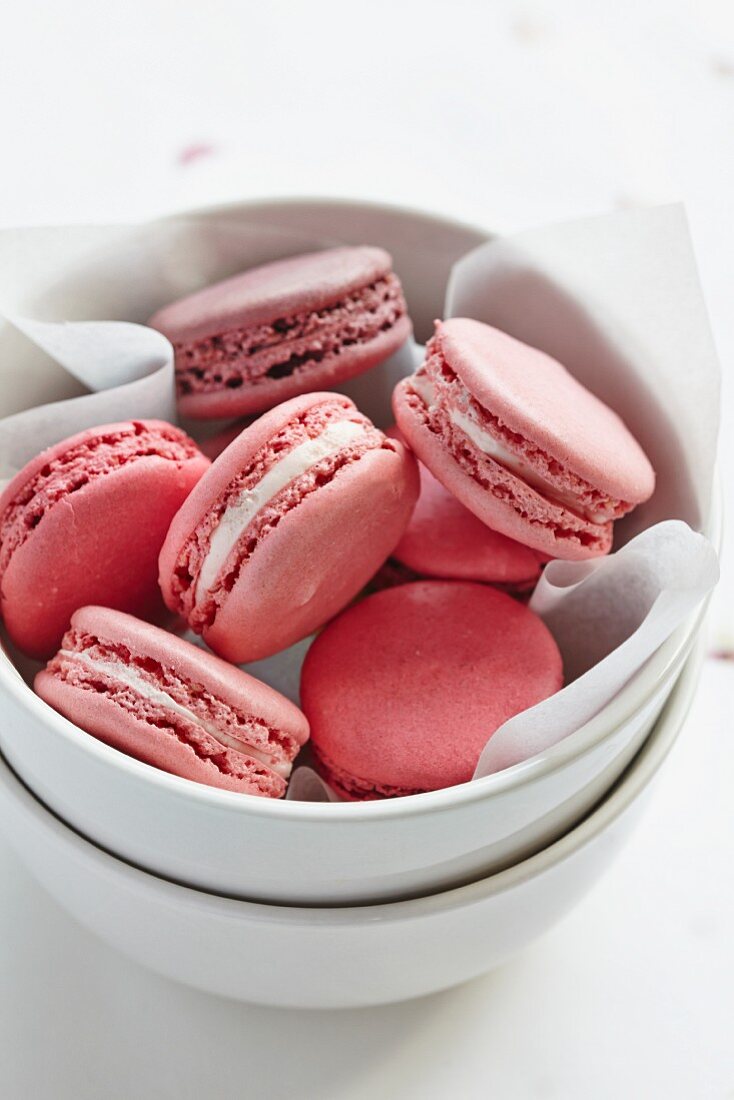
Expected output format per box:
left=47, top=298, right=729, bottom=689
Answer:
left=203, top=442, right=420, bottom=662
left=148, top=246, right=397, bottom=344
left=392, top=451, right=545, bottom=587
left=69, top=606, right=309, bottom=744
left=393, top=378, right=612, bottom=561
left=301, top=581, right=563, bottom=796
left=34, top=670, right=284, bottom=797
left=159, top=393, right=357, bottom=612
left=2, top=453, right=208, bottom=659
left=176, top=316, right=412, bottom=420
left=159, top=392, right=420, bottom=660
left=440, top=319, right=655, bottom=504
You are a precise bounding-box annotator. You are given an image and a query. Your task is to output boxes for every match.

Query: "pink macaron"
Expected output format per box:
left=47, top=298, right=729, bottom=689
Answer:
left=393, top=319, right=655, bottom=561
left=159, top=392, right=420, bottom=664
left=301, top=580, right=563, bottom=799
left=0, top=421, right=210, bottom=659
left=35, top=606, right=309, bottom=797
left=148, top=246, right=412, bottom=420
left=387, top=427, right=546, bottom=591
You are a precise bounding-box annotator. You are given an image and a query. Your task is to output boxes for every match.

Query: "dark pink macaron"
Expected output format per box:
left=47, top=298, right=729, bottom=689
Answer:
left=0, top=421, right=210, bottom=659
left=387, top=427, right=546, bottom=591
left=393, top=319, right=655, bottom=561
left=301, top=580, right=563, bottom=799
left=148, top=246, right=412, bottom=420
left=159, top=392, right=420, bottom=664
left=35, top=606, right=309, bottom=797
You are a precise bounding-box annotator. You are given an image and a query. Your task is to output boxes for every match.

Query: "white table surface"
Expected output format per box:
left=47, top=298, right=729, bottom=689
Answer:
left=1, top=1, right=732, bottom=1096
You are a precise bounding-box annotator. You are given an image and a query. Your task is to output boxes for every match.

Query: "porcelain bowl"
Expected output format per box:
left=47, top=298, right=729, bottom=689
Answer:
left=0, top=197, right=716, bottom=905
left=0, top=648, right=700, bottom=1009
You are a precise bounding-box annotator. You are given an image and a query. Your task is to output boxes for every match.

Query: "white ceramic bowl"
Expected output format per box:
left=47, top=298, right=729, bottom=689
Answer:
left=0, top=648, right=700, bottom=1009
left=0, top=198, right=717, bottom=905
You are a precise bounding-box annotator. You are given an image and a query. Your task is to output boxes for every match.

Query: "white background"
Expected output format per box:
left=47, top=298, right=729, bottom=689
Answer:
left=0, top=1, right=733, bottom=1096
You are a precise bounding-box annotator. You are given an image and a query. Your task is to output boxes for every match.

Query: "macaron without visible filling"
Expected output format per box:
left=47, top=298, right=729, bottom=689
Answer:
left=36, top=607, right=309, bottom=797
left=387, top=427, right=546, bottom=591
left=148, top=246, right=412, bottom=419
left=159, top=393, right=420, bottom=664
left=393, top=319, right=655, bottom=561
left=301, top=581, right=563, bottom=799
left=0, top=421, right=210, bottom=659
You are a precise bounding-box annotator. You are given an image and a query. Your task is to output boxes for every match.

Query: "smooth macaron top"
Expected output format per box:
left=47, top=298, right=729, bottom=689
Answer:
left=148, top=246, right=395, bottom=344
left=0, top=420, right=210, bottom=659
left=437, top=318, right=655, bottom=505
left=301, top=581, right=563, bottom=798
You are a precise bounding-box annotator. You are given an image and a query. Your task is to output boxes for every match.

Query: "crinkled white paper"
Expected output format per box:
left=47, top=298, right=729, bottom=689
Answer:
left=0, top=218, right=416, bottom=476
left=0, top=318, right=175, bottom=479
left=0, top=206, right=721, bottom=798
left=292, top=205, right=721, bottom=797
left=286, top=765, right=340, bottom=803
left=441, top=205, right=721, bottom=778
left=474, top=521, right=719, bottom=776
left=0, top=219, right=343, bottom=474
left=446, top=205, right=721, bottom=539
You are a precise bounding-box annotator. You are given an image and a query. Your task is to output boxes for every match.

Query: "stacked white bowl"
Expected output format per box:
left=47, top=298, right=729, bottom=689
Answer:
left=0, top=199, right=717, bottom=1006
left=0, top=651, right=702, bottom=1008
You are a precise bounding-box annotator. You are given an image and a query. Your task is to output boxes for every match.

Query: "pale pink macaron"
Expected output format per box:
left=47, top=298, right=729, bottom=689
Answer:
left=0, top=421, right=209, bottom=659
left=148, top=246, right=412, bottom=420
left=35, top=607, right=309, bottom=797
left=393, top=319, right=655, bottom=561
left=301, top=580, right=563, bottom=799
left=386, top=426, right=546, bottom=591
left=159, top=392, right=420, bottom=664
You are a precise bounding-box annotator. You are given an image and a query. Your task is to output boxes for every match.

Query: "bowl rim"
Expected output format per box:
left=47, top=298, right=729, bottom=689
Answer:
left=161, top=192, right=495, bottom=233
left=0, top=577, right=712, bottom=823
left=0, top=195, right=720, bottom=825
left=0, top=644, right=700, bottom=923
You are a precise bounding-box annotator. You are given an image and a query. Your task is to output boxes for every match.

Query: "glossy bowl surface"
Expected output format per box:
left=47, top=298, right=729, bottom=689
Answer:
left=0, top=649, right=700, bottom=1008
left=0, top=197, right=716, bottom=904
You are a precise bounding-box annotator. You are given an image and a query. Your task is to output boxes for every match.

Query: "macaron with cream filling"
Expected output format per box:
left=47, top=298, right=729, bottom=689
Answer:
left=159, top=392, right=420, bottom=663
left=387, top=426, right=546, bottom=590
left=393, top=319, right=655, bottom=560
left=149, top=246, right=412, bottom=419
left=36, top=606, right=309, bottom=797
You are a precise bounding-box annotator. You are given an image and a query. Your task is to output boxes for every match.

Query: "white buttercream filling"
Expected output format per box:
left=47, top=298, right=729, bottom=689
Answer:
left=408, top=373, right=438, bottom=408
left=409, top=373, right=611, bottom=524
left=195, top=419, right=370, bottom=603
left=62, top=651, right=290, bottom=777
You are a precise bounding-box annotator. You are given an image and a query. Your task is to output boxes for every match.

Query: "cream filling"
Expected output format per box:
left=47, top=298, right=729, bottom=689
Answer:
left=409, top=373, right=611, bottom=525
left=62, top=651, right=290, bottom=778
left=195, top=419, right=370, bottom=603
